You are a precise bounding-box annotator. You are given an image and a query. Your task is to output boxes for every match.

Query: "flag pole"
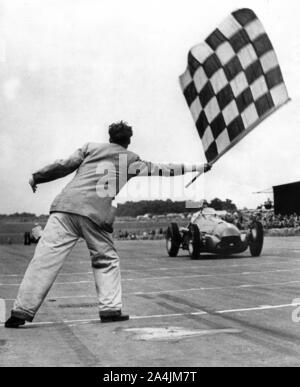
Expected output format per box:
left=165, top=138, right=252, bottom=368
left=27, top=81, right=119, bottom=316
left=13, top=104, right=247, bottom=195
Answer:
left=185, top=170, right=205, bottom=189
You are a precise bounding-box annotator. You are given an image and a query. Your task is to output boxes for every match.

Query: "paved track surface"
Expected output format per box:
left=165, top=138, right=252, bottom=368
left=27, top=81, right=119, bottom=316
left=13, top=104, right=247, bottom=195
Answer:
left=0, top=238, right=300, bottom=367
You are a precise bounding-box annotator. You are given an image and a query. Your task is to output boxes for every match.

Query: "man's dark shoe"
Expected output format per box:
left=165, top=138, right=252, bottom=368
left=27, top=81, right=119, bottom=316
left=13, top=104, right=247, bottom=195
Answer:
left=100, top=310, right=129, bottom=323
left=5, top=316, right=26, bottom=328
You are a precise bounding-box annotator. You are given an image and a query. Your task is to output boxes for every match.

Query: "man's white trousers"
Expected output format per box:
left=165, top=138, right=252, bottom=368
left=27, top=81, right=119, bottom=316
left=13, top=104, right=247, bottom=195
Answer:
left=12, top=213, right=122, bottom=321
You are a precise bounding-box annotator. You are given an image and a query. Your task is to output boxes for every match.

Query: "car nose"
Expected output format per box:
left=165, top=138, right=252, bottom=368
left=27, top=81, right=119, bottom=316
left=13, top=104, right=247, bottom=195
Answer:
left=215, top=224, right=240, bottom=238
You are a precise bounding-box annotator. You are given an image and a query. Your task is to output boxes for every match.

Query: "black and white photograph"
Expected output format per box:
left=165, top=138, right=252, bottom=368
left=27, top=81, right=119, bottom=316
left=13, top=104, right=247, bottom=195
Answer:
left=0, top=0, right=299, bottom=369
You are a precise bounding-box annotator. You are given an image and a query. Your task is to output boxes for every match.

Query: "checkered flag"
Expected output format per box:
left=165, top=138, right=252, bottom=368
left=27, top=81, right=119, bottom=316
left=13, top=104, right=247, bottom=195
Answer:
left=180, top=8, right=289, bottom=165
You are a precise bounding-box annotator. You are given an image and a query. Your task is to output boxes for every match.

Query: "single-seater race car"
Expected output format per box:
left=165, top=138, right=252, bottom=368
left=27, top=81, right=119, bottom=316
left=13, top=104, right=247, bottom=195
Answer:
left=166, top=208, right=264, bottom=259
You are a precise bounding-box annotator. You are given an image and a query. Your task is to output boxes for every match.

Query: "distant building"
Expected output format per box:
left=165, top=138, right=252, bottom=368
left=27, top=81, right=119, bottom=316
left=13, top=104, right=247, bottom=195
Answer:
left=273, top=182, right=300, bottom=216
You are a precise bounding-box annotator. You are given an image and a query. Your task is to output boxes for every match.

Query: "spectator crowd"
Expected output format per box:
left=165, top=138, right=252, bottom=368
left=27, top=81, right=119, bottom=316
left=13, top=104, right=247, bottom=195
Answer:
left=255, top=212, right=300, bottom=230
left=115, top=228, right=165, bottom=241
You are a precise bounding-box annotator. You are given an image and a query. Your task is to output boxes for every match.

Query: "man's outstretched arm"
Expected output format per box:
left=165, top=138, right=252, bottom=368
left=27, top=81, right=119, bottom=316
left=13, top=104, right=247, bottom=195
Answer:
left=29, top=144, right=89, bottom=193
left=128, top=158, right=211, bottom=178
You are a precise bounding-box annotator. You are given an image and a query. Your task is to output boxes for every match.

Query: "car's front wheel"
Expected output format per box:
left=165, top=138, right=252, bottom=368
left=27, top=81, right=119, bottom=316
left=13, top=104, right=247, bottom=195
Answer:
left=189, top=224, right=201, bottom=260
left=249, top=221, right=264, bottom=257
left=166, top=223, right=181, bottom=257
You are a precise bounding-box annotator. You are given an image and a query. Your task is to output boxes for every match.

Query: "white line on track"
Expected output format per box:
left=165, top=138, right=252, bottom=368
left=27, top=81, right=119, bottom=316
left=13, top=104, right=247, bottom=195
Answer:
left=128, top=280, right=300, bottom=296
left=1, top=260, right=299, bottom=278
left=1, top=267, right=300, bottom=286
left=1, top=261, right=299, bottom=279
left=1, top=302, right=299, bottom=328
left=3, top=280, right=300, bottom=301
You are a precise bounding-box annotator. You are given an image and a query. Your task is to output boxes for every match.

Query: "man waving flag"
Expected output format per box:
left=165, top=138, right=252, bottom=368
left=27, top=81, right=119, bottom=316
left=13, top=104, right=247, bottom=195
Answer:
left=180, top=8, right=289, bottom=170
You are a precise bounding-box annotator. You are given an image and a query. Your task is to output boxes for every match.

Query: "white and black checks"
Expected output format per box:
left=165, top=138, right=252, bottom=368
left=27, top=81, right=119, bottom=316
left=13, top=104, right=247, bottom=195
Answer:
left=180, top=8, right=289, bottom=164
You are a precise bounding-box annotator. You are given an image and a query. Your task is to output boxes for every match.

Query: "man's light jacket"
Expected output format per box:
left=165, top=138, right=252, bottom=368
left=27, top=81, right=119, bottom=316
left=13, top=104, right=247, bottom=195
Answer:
left=33, top=143, right=187, bottom=231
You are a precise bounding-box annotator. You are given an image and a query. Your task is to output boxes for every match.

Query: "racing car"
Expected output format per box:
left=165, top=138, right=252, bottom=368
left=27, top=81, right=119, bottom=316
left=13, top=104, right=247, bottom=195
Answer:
left=166, top=208, right=264, bottom=259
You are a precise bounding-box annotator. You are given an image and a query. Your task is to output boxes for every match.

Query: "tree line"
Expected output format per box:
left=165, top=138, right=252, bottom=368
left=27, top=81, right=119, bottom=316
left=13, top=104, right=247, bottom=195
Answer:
left=116, top=198, right=237, bottom=217
left=0, top=198, right=238, bottom=220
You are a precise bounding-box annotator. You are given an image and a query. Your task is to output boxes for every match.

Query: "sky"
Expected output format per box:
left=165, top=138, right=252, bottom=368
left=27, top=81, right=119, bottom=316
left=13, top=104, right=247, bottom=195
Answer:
left=0, top=0, right=300, bottom=214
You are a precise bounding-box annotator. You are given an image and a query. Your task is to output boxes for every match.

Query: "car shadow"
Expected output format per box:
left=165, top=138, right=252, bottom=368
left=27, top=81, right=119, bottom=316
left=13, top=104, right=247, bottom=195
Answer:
left=178, top=253, right=252, bottom=261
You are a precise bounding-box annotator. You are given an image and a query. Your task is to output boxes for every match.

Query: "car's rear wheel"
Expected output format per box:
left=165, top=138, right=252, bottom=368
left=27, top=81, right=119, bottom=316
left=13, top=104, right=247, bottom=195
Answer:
left=189, top=224, right=201, bottom=260
left=166, top=223, right=181, bottom=257
left=249, top=221, right=264, bottom=257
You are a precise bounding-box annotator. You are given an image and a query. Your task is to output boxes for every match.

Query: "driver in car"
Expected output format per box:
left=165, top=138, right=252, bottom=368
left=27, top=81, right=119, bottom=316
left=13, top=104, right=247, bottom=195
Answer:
left=182, top=200, right=210, bottom=250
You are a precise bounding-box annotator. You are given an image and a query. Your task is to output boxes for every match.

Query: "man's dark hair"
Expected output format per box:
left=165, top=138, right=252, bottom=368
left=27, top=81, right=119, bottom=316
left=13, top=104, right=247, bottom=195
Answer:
left=109, top=121, right=133, bottom=147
